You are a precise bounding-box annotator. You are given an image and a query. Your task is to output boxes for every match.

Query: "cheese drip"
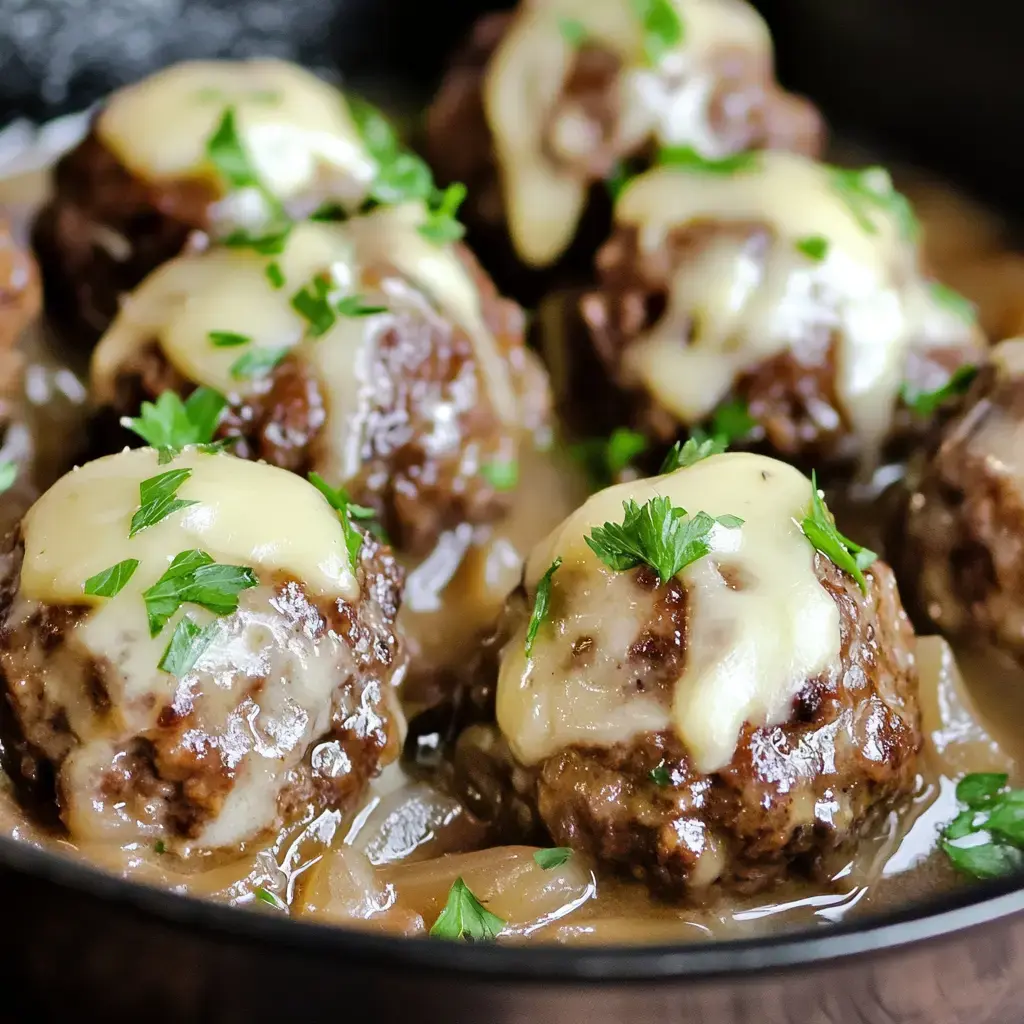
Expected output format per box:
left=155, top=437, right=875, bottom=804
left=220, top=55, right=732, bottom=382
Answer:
left=615, top=152, right=983, bottom=452
left=91, top=208, right=518, bottom=483
left=484, top=0, right=770, bottom=266
left=98, top=59, right=376, bottom=206
left=496, top=452, right=841, bottom=771
left=20, top=446, right=357, bottom=605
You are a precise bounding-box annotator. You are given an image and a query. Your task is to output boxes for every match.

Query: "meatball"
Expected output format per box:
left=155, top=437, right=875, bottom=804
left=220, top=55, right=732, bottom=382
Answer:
left=0, top=214, right=39, bottom=350
left=572, top=151, right=984, bottom=471
left=33, top=59, right=381, bottom=346
left=425, top=0, right=822, bottom=299
left=493, top=451, right=921, bottom=896
left=0, top=446, right=404, bottom=855
left=900, top=338, right=1024, bottom=660
left=90, top=205, right=550, bottom=557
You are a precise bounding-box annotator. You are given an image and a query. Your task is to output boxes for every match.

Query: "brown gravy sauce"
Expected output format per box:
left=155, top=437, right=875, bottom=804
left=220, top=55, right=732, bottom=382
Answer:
left=1, top=125, right=1023, bottom=945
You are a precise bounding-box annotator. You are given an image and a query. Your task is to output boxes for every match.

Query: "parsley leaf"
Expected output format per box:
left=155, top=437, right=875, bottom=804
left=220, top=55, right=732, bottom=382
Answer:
left=291, top=275, right=336, bottom=337
left=481, top=460, right=519, bottom=492
left=660, top=435, right=727, bottom=473
left=649, top=761, right=671, bottom=786
left=230, top=347, right=289, bottom=380
left=121, top=389, right=227, bottom=453
left=158, top=616, right=219, bottom=677
left=631, top=0, right=684, bottom=65
left=429, top=877, right=505, bottom=942
left=658, top=146, right=758, bottom=175
left=800, top=470, right=876, bottom=593
left=142, top=549, right=258, bottom=637
left=533, top=848, right=573, bottom=870
left=129, top=469, right=198, bottom=538
left=795, top=235, right=830, bottom=261
left=222, top=224, right=292, bottom=255
left=335, top=295, right=387, bottom=317
left=205, top=107, right=259, bottom=191
left=585, top=497, right=742, bottom=583
left=308, top=472, right=377, bottom=572
left=829, top=166, right=919, bottom=241
left=709, top=399, right=757, bottom=443
left=83, top=559, right=140, bottom=599
left=418, top=183, right=467, bottom=246
left=571, top=428, right=648, bottom=490
left=929, top=282, right=976, bottom=324
left=208, top=331, right=250, bottom=348
left=525, top=557, right=562, bottom=657
left=941, top=773, right=1024, bottom=880
left=558, top=17, right=587, bottom=46
left=0, top=461, right=16, bottom=495
left=901, top=364, right=978, bottom=418
left=265, top=262, right=286, bottom=289
left=254, top=886, right=288, bottom=911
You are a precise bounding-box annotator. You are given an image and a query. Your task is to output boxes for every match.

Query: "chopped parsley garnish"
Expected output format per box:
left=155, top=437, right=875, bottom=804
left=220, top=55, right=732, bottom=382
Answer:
left=308, top=472, right=377, bottom=571
left=265, top=262, right=285, bottom=289
left=586, top=497, right=742, bottom=583
left=230, top=347, right=289, bottom=380
left=142, top=549, right=258, bottom=637
left=0, top=461, right=16, bottom=495
left=154, top=840, right=166, bottom=854
left=221, top=224, right=292, bottom=255
left=800, top=470, right=876, bottom=593
left=901, top=364, right=978, bottom=418
left=129, top=469, right=198, bottom=538
left=310, top=201, right=346, bottom=223
left=829, top=166, right=919, bottom=241
left=121, top=389, right=228, bottom=455
left=208, top=331, right=251, bottom=348
left=533, top=848, right=573, bottom=870
left=571, top=427, right=648, bottom=490
left=429, top=877, right=505, bottom=942
left=658, top=146, right=758, bottom=175
left=941, top=773, right=1024, bottom=879
left=158, top=616, right=219, bottom=677
left=558, top=17, right=587, bottom=46
left=649, top=761, right=671, bottom=786
left=929, top=281, right=977, bottom=324
left=335, top=295, right=387, bottom=317
left=291, top=275, right=387, bottom=339
left=525, top=557, right=562, bottom=657
left=795, top=235, right=830, bottom=262
left=481, top=460, right=519, bottom=492
left=418, top=183, right=467, bottom=246
left=83, top=559, right=140, bottom=599
left=254, top=886, right=288, bottom=911
left=707, top=399, right=757, bottom=443
left=631, top=0, right=684, bottom=65
left=205, top=107, right=260, bottom=191
left=659, top=434, right=727, bottom=473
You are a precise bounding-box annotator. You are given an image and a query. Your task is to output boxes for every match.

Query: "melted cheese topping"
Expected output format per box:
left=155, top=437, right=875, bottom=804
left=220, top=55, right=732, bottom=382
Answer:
left=91, top=207, right=518, bottom=482
left=615, top=152, right=983, bottom=452
left=496, top=452, right=841, bottom=771
left=484, top=0, right=770, bottom=265
left=20, top=446, right=357, bottom=604
left=98, top=59, right=376, bottom=206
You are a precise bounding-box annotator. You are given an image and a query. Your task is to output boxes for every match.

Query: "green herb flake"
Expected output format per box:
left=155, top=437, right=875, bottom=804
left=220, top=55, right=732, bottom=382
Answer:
left=941, top=773, right=1024, bottom=879
left=208, top=330, right=251, bottom=348
left=0, top=461, right=17, bottom=495
left=418, top=183, right=467, bottom=246
left=254, top=886, right=288, bottom=911
left=800, top=470, right=876, bottom=593
left=658, top=146, right=758, bottom=175
left=828, top=165, right=919, bottom=241
left=205, top=107, right=259, bottom=191
left=265, top=262, right=286, bottom=289
left=335, top=295, right=387, bottom=317
left=586, top=497, right=742, bottom=583
left=525, top=557, right=562, bottom=657
left=795, top=235, right=830, bottom=262
left=142, top=549, right=258, bottom=637
left=481, top=460, right=519, bottom=492
left=558, top=17, right=587, bottom=46
left=710, top=399, right=757, bottom=443
left=129, top=469, right=199, bottom=538
left=154, top=840, right=167, bottom=854
left=571, top=428, right=648, bottom=490
left=230, top=346, right=290, bottom=380
left=158, top=616, right=219, bottom=677
left=121, top=388, right=228, bottom=453
left=310, top=201, right=346, bottom=223
left=631, top=0, right=684, bottom=65
left=649, top=761, right=671, bottom=786
left=533, top=847, right=573, bottom=870
left=660, top=434, right=727, bottom=473
left=928, top=282, right=977, bottom=324
left=83, top=559, right=140, bottom=599
left=429, top=877, right=505, bottom=942
left=222, top=224, right=292, bottom=255
left=291, top=275, right=336, bottom=337
left=901, top=364, right=978, bottom=418
left=958, top=773, right=1009, bottom=807
left=307, top=472, right=377, bottom=572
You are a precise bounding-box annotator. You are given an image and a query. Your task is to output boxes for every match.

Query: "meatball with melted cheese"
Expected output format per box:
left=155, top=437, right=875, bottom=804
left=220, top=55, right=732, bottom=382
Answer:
left=493, top=452, right=921, bottom=896
left=0, top=447, right=404, bottom=856
left=32, top=59, right=382, bottom=346
left=900, top=339, right=1024, bottom=661
left=425, top=0, right=822, bottom=298
left=89, top=207, right=549, bottom=556
left=573, top=152, right=984, bottom=469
